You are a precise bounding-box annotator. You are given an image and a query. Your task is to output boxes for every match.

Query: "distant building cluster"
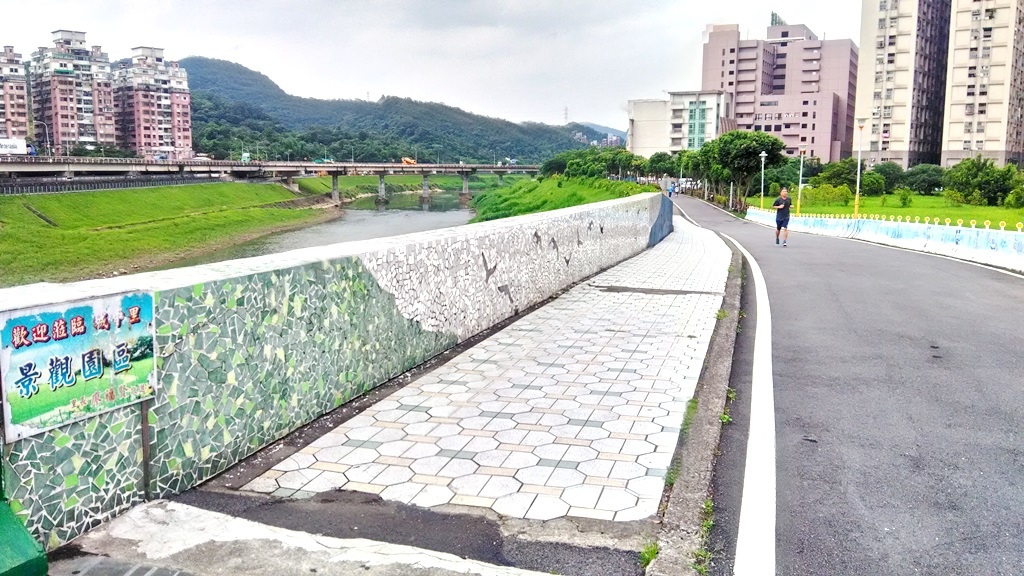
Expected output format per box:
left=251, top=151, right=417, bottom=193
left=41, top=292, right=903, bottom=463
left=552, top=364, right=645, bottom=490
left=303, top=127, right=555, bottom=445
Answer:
left=572, top=130, right=622, bottom=148
left=629, top=2, right=1024, bottom=169
left=1, top=30, right=192, bottom=159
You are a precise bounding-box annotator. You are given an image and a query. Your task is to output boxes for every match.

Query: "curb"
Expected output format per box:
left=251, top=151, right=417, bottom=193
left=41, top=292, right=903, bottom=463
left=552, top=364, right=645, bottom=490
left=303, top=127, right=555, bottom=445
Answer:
left=647, top=242, right=744, bottom=576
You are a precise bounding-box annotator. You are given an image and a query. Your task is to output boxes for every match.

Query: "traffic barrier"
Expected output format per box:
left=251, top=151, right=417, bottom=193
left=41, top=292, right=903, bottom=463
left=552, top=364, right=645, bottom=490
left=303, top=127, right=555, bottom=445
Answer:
left=746, top=208, right=1024, bottom=272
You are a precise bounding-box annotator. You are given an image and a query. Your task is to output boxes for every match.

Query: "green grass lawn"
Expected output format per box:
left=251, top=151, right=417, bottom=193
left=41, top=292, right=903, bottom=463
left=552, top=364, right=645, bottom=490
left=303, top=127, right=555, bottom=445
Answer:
left=470, top=177, right=658, bottom=222
left=0, top=183, right=326, bottom=287
left=295, top=174, right=526, bottom=198
left=793, top=193, right=1024, bottom=228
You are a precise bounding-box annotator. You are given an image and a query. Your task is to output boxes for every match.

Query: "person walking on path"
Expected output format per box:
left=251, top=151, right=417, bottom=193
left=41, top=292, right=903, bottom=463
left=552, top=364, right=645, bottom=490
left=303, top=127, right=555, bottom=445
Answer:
left=773, top=188, right=792, bottom=246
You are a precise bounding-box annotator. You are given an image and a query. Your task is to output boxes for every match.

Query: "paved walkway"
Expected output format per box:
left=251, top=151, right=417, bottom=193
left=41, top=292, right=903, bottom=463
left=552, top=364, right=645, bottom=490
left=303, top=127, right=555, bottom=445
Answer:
left=241, top=216, right=731, bottom=522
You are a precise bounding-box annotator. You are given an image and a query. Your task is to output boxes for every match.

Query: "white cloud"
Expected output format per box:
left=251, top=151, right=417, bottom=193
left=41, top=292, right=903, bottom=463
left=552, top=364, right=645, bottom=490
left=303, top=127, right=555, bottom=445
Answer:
left=3, top=0, right=862, bottom=129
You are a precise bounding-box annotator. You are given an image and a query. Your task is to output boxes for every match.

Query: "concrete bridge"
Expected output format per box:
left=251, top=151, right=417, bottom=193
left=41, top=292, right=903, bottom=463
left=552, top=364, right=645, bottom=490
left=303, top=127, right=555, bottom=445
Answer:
left=0, top=157, right=540, bottom=202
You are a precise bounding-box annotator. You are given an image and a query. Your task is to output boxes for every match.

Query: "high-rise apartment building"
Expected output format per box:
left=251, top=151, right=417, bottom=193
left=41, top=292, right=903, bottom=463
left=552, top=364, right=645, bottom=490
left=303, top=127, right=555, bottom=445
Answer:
left=113, top=47, right=193, bottom=160
left=29, top=31, right=116, bottom=154
left=1, top=46, right=29, bottom=141
left=940, top=0, right=1024, bottom=166
left=702, top=16, right=859, bottom=162
left=855, top=0, right=951, bottom=168
left=626, top=91, right=735, bottom=158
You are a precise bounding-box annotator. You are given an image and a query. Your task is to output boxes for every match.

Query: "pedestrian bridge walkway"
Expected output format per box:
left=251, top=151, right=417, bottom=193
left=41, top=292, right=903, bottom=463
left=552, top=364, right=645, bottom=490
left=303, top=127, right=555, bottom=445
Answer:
left=240, top=216, right=730, bottom=522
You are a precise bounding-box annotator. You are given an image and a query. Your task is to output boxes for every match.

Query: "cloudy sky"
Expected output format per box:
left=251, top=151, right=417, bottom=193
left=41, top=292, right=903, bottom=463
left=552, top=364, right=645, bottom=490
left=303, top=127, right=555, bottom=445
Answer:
left=5, top=1, right=862, bottom=130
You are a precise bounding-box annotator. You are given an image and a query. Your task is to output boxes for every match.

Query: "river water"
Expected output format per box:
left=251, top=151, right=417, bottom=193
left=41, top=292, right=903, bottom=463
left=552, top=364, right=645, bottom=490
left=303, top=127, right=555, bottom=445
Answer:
left=157, top=191, right=473, bottom=270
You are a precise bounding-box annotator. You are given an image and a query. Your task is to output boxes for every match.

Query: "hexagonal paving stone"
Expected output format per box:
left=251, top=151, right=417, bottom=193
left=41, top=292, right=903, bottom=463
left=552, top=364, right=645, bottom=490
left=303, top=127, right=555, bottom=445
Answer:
left=373, top=465, right=415, bottom=486
left=345, top=462, right=388, bottom=484
left=547, top=468, right=586, bottom=488
left=410, top=456, right=452, bottom=475
left=449, top=474, right=492, bottom=497
left=520, top=431, right=556, bottom=446
left=425, top=423, right=463, bottom=437
left=337, top=448, right=380, bottom=466
left=515, top=465, right=556, bottom=485
left=437, top=458, right=479, bottom=478
left=380, top=481, right=426, bottom=503
left=494, top=429, right=528, bottom=444
left=576, top=458, right=615, bottom=478
left=637, top=452, right=673, bottom=469
left=595, top=488, right=638, bottom=513
left=532, top=444, right=570, bottom=461
left=276, top=469, right=322, bottom=490
left=503, top=451, right=540, bottom=469
left=464, top=437, right=500, bottom=453
left=437, top=435, right=475, bottom=451
left=525, top=494, right=570, bottom=521
left=301, top=471, right=349, bottom=493
left=626, top=476, right=666, bottom=500
left=562, top=446, right=599, bottom=462
left=411, top=485, right=455, bottom=508
left=620, top=439, right=657, bottom=456
left=561, top=484, right=604, bottom=509
left=272, top=453, right=317, bottom=472
left=492, top=492, right=537, bottom=518
left=609, top=461, right=647, bottom=480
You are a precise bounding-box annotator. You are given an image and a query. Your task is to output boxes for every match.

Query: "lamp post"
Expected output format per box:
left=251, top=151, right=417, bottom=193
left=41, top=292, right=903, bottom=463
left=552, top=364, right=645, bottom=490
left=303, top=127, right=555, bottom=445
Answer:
left=35, top=121, right=52, bottom=157
left=255, top=141, right=268, bottom=162
left=233, top=137, right=245, bottom=161
left=759, top=150, right=767, bottom=209
left=855, top=117, right=867, bottom=218
left=322, top=144, right=328, bottom=161
left=797, top=147, right=806, bottom=216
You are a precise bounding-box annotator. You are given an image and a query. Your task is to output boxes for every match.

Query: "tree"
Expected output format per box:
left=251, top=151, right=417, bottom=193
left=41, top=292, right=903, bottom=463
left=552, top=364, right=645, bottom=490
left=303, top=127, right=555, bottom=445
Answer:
left=809, top=157, right=861, bottom=190
left=647, top=152, right=676, bottom=177
left=860, top=172, right=886, bottom=196
left=942, top=156, right=1015, bottom=205
left=870, top=161, right=905, bottom=194
left=904, top=163, right=944, bottom=195
left=713, top=131, right=787, bottom=195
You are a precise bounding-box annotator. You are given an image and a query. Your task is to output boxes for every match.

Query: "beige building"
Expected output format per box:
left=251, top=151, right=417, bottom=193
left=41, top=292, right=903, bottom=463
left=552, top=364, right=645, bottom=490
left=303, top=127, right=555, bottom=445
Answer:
left=0, top=45, right=29, bottom=140
left=626, top=91, right=735, bottom=158
left=702, top=17, right=859, bottom=163
left=29, top=31, right=116, bottom=155
left=113, top=47, right=193, bottom=159
left=940, top=0, right=1024, bottom=166
left=855, top=0, right=951, bottom=168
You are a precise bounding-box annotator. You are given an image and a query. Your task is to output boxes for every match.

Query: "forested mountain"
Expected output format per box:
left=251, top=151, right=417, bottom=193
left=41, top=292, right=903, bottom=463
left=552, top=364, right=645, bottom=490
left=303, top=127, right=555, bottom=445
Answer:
left=181, top=57, right=609, bottom=163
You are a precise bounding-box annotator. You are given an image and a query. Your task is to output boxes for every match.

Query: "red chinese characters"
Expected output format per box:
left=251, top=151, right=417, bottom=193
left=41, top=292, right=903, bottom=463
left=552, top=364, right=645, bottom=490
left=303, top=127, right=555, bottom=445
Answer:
left=93, top=313, right=110, bottom=331
left=31, top=323, right=50, bottom=343
left=127, top=306, right=142, bottom=325
left=10, top=325, right=32, bottom=349
left=52, top=318, right=69, bottom=341
left=69, top=316, right=87, bottom=337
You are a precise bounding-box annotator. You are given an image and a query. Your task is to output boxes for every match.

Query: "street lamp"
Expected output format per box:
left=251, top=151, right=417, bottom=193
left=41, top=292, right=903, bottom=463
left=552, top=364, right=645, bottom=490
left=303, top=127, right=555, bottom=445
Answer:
left=255, top=141, right=268, bottom=162
left=322, top=144, right=328, bottom=160
left=855, top=117, right=867, bottom=218
left=759, top=150, right=767, bottom=209
left=35, top=121, right=52, bottom=157
left=797, top=147, right=806, bottom=216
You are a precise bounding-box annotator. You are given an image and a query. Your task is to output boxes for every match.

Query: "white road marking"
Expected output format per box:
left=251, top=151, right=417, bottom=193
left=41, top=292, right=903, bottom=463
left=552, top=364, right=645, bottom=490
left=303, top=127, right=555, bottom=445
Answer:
left=721, top=233, right=777, bottom=576
left=672, top=198, right=703, bottom=228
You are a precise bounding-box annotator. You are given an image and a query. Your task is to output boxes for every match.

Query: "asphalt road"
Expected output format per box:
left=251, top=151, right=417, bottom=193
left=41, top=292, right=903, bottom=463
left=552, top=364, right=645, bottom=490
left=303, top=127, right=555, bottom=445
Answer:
left=673, top=194, right=1024, bottom=576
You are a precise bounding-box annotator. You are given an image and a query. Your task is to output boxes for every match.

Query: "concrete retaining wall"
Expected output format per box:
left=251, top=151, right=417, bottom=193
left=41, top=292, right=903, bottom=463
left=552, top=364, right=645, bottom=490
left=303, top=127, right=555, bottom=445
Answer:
left=0, top=193, right=673, bottom=549
left=746, top=207, right=1024, bottom=273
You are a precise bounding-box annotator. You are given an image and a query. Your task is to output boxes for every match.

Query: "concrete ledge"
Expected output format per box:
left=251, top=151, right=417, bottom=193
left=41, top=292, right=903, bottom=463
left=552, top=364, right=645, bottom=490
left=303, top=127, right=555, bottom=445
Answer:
left=647, top=245, right=743, bottom=576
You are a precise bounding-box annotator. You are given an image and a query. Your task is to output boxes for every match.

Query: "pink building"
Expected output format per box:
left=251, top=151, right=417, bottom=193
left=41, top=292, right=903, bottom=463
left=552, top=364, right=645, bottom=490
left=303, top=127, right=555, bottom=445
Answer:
left=113, top=47, right=192, bottom=160
left=1, top=46, right=29, bottom=141
left=702, top=16, right=858, bottom=162
left=29, top=31, right=116, bottom=155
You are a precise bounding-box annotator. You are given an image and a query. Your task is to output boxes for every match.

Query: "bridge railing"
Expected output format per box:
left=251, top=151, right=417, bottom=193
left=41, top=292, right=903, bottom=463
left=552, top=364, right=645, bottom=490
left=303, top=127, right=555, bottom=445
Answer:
left=0, top=156, right=537, bottom=170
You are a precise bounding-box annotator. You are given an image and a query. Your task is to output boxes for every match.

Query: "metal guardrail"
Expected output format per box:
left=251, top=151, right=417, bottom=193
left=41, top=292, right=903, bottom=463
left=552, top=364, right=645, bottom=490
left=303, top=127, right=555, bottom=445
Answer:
left=0, top=156, right=538, bottom=171
left=0, top=177, right=221, bottom=196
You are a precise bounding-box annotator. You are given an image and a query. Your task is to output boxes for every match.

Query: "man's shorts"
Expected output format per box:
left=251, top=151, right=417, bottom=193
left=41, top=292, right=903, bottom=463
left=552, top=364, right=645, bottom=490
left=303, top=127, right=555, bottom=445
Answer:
left=776, top=217, right=790, bottom=230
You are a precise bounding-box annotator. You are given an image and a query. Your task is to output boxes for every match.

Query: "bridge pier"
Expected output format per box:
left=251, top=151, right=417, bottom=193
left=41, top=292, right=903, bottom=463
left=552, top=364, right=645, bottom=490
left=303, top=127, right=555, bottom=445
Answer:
left=422, top=174, right=430, bottom=200
left=331, top=174, right=339, bottom=203
left=376, top=174, right=388, bottom=205
left=498, top=174, right=504, bottom=186
left=461, top=173, right=470, bottom=198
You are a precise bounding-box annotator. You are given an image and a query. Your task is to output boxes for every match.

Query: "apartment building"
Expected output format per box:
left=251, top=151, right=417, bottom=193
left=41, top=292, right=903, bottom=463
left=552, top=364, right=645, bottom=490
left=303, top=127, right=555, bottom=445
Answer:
left=855, top=0, right=952, bottom=168
left=113, top=47, right=193, bottom=160
left=28, top=31, right=116, bottom=155
left=702, top=17, right=859, bottom=162
left=1, top=46, right=29, bottom=141
left=626, top=91, right=735, bottom=158
left=940, top=0, right=1024, bottom=166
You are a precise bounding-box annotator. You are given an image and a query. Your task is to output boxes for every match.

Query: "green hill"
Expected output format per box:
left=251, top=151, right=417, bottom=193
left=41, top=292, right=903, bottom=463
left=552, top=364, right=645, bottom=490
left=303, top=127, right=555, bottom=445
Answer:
left=180, top=56, right=609, bottom=163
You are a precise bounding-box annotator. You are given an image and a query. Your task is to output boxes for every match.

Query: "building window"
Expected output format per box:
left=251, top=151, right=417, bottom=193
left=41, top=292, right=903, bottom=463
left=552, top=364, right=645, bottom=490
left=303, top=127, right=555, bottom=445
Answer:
left=966, top=103, right=975, bottom=115
left=963, top=141, right=972, bottom=150
left=882, top=106, right=893, bottom=118
left=970, top=47, right=979, bottom=59
left=976, top=140, right=985, bottom=150
left=887, top=53, right=896, bottom=64
left=967, top=85, right=976, bottom=96
left=885, top=88, right=893, bottom=99
left=968, top=66, right=977, bottom=78
left=878, top=18, right=886, bottom=29
left=874, top=91, right=882, bottom=100
left=983, top=27, right=993, bottom=39
left=965, top=122, right=973, bottom=133
left=979, top=103, right=987, bottom=115
left=981, top=46, right=991, bottom=58
left=979, top=84, right=988, bottom=96
left=977, top=122, right=986, bottom=133
left=972, top=9, right=982, bottom=20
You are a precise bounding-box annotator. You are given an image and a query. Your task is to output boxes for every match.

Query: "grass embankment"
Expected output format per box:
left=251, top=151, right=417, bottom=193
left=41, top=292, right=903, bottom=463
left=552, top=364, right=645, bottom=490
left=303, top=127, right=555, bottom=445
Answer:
left=0, top=183, right=330, bottom=287
left=470, top=177, right=659, bottom=223
left=792, top=194, right=1024, bottom=227
left=295, top=173, right=527, bottom=199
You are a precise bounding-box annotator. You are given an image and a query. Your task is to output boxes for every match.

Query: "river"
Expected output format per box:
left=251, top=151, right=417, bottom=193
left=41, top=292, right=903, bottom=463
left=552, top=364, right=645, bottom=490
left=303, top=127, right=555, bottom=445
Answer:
left=156, top=191, right=473, bottom=270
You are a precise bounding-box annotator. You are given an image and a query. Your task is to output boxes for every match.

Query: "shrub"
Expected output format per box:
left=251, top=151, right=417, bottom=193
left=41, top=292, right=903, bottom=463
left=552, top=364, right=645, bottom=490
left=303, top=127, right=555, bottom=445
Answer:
left=802, top=184, right=853, bottom=207
left=1005, top=188, right=1024, bottom=209
left=944, top=189, right=965, bottom=207
left=895, top=187, right=914, bottom=208
left=769, top=182, right=781, bottom=197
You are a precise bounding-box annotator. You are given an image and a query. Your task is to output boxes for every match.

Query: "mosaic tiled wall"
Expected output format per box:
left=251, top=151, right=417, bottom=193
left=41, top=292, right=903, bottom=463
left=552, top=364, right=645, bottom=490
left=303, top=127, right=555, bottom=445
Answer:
left=1, top=192, right=673, bottom=549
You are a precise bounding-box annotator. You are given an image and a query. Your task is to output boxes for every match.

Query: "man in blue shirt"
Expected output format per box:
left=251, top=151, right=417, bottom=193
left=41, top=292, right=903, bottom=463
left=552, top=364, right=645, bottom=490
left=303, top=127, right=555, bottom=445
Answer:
left=772, top=188, right=792, bottom=246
